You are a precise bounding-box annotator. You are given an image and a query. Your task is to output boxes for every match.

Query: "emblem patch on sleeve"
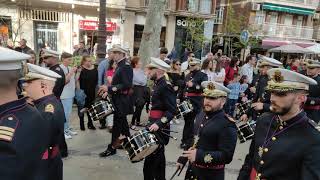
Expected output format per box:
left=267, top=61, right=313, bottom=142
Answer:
left=0, top=115, right=18, bottom=142
left=204, top=154, right=213, bottom=163
left=45, top=104, right=55, bottom=113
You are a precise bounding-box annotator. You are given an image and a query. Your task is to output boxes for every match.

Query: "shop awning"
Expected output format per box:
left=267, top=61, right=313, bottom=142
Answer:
left=262, top=3, right=315, bottom=15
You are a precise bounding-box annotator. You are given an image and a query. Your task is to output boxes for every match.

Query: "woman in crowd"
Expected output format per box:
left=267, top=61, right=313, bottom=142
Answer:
left=79, top=55, right=98, bottom=130
left=224, top=56, right=240, bottom=85
left=130, top=56, right=149, bottom=128
left=38, top=49, right=46, bottom=67
left=201, top=58, right=214, bottom=81
left=212, top=58, right=226, bottom=84
left=167, top=59, right=185, bottom=124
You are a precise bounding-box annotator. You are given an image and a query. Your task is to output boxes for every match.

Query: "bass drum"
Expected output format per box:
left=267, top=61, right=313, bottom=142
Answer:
left=123, top=129, right=159, bottom=162
left=236, top=120, right=256, bottom=143
left=88, top=100, right=114, bottom=121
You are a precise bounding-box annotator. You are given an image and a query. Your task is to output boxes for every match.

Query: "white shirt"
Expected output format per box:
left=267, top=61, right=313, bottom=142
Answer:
left=60, top=64, right=75, bottom=99
left=240, top=63, right=254, bottom=84
left=201, top=69, right=215, bottom=81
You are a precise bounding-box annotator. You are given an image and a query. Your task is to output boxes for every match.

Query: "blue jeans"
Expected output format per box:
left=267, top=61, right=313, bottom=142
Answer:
left=61, top=98, right=74, bottom=131
left=225, top=98, right=238, bottom=117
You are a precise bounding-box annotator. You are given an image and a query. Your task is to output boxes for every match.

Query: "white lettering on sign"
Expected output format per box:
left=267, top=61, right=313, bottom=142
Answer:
left=176, top=19, right=197, bottom=27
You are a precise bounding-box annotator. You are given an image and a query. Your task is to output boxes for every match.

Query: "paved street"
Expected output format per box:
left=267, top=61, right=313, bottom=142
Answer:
left=64, top=108, right=251, bottom=180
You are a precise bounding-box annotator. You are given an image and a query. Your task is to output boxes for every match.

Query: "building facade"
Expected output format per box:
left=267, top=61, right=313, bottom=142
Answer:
left=0, top=0, right=216, bottom=58
left=213, top=0, right=319, bottom=55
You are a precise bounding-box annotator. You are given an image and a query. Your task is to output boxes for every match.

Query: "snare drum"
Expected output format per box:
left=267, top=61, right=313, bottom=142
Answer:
left=176, top=100, right=193, bottom=118
left=88, top=100, right=114, bottom=121
left=123, top=129, right=159, bottom=162
left=237, top=120, right=256, bottom=143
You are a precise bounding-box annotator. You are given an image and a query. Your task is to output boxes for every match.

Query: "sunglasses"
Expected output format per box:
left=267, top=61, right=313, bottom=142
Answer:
left=205, top=96, right=219, bottom=100
left=175, top=63, right=181, bottom=66
left=270, top=91, right=289, bottom=97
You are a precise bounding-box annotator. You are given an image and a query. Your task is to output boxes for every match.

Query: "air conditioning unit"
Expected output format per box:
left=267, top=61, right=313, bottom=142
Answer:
left=252, top=3, right=261, bottom=11
left=314, top=13, right=320, bottom=20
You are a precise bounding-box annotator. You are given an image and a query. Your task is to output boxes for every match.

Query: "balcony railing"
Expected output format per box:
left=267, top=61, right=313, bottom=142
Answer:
left=213, top=7, right=224, bottom=24
left=253, top=0, right=319, bottom=9
left=251, top=23, right=314, bottom=40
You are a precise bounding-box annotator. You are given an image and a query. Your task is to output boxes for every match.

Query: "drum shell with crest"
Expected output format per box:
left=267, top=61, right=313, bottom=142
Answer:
left=236, top=120, right=256, bottom=143
left=88, top=98, right=114, bottom=121
left=122, top=129, right=159, bottom=163
left=176, top=100, right=193, bottom=119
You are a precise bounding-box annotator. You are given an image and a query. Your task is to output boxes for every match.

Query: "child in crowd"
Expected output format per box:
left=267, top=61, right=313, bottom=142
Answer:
left=239, top=75, right=249, bottom=103
left=224, top=74, right=241, bottom=116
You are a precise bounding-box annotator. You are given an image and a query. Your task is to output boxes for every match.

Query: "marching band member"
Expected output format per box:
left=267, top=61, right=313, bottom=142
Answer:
left=143, top=57, right=177, bottom=180
left=22, top=63, right=64, bottom=180
left=238, top=68, right=320, bottom=180
left=177, top=81, right=237, bottom=180
left=304, top=60, right=320, bottom=123
left=98, top=44, right=133, bottom=158
left=240, top=56, right=282, bottom=122
left=0, top=47, right=50, bottom=180
left=181, top=58, right=208, bottom=149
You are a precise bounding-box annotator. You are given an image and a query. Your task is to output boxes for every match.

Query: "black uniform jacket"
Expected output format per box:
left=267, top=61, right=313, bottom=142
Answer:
left=305, top=75, right=320, bottom=123
left=34, top=94, right=65, bottom=180
left=108, top=58, right=133, bottom=115
left=238, top=111, right=320, bottom=180
left=149, top=76, right=177, bottom=145
left=0, top=98, right=49, bottom=180
left=193, top=110, right=237, bottom=171
left=184, top=70, right=208, bottom=112
left=49, top=64, right=66, bottom=98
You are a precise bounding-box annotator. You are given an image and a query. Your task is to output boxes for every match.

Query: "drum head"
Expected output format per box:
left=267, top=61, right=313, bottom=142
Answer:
left=131, top=144, right=159, bottom=162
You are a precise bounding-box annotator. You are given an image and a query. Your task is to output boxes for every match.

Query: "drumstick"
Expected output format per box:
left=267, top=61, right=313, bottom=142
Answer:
left=161, top=128, right=179, bottom=133
left=177, top=163, right=186, bottom=176
left=160, top=131, right=177, bottom=140
left=169, top=167, right=180, bottom=180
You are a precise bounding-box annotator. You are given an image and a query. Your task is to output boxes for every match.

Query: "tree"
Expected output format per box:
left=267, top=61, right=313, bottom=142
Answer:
left=96, top=0, right=107, bottom=63
left=183, top=17, right=209, bottom=55
left=223, top=5, right=260, bottom=57
left=138, top=0, right=167, bottom=67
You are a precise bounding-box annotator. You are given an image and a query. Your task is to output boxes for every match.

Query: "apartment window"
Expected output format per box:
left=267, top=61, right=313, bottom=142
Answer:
left=34, top=22, right=58, bottom=52
left=199, top=0, right=212, bottom=14
left=0, top=16, right=12, bottom=46
left=255, top=11, right=265, bottom=25
left=188, top=0, right=199, bottom=12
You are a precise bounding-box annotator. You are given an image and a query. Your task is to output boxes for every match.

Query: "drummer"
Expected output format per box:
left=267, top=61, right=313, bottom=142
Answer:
left=176, top=81, right=237, bottom=180
left=144, top=57, right=176, bottom=180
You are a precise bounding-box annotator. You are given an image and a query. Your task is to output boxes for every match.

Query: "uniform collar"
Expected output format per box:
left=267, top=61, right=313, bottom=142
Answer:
left=49, top=63, right=59, bottom=70
left=33, top=94, right=56, bottom=104
left=205, top=109, right=223, bottom=119
left=276, top=110, right=306, bottom=126
left=116, top=58, right=126, bottom=65
left=155, top=76, right=165, bottom=85
left=0, top=98, right=27, bottom=115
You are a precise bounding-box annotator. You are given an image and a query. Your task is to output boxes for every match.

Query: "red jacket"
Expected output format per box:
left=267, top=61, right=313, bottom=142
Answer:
left=224, top=66, right=238, bottom=85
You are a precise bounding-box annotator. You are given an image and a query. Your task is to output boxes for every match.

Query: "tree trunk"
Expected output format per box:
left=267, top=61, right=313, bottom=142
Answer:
left=138, top=0, right=167, bottom=67
left=96, top=0, right=107, bottom=64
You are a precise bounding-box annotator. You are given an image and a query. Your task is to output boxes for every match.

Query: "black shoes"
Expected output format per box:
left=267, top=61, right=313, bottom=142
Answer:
left=99, top=145, right=116, bottom=157
left=88, top=125, right=96, bottom=130
left=99, top=125, right=107, bottom=129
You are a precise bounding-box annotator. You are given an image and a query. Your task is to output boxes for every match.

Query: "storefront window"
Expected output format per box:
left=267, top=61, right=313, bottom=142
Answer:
left=0, top=16, right=12, bottom=47
left=34, top=21, right=58, bottom=52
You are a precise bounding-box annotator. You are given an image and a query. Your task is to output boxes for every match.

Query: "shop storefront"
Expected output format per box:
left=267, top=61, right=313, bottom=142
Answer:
left=0, top=16, right=12, bottom=46
left=78, top=20, right=117, bottom=52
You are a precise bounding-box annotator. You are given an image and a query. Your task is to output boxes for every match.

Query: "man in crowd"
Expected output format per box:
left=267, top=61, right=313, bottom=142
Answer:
left=143, top=57, right=176, bottom=180
left=42, top=49, right=69, bottom=157
left=238, top=68, right=320, bottom=180
left=73, top=41, right=89, bottom=56
left=304, top=60, right=320, bottom=123
left=14, top=38, right=32, bottom=54
left=22, top=63, right=64, bottom=180
left=181, top=58, right=208, bottom=149
left=240, top=55, right=257, bottom=84
left=177, top=81, right=237, bottom=180
left=240, top=56, right=282, bottom=122
left=159, top=47, right=170, bottom=64
left=98, top=44, right=133, bottom=157
left=0, top=47, right=49, bottom=179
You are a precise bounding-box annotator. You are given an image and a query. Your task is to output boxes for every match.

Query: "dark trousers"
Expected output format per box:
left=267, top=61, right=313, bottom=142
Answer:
left=224, top=98, right=238, bottom=117
left=110, top=112, right=130, bottom=145
left=131, top=104, right=144, bottom=125
left=78, top=106, right=94, bottom=129
left=187, top=166, right=224, bottom=180
left=182, top=111, right=197, bottom=147
left=143, top=147, right=166, bottom=180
